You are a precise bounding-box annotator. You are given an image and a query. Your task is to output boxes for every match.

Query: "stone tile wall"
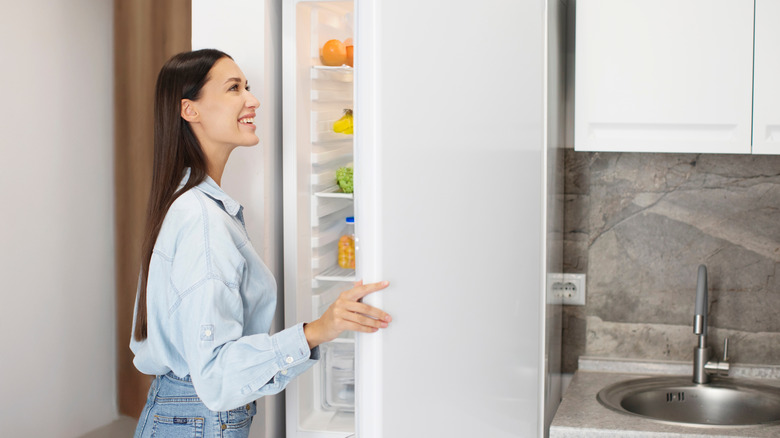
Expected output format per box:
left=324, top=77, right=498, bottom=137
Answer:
left=563, top=151, right=780, bottom=372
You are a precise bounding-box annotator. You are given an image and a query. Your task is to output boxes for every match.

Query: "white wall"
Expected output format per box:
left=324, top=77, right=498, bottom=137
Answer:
left=0, top=1, right=116, bottom=437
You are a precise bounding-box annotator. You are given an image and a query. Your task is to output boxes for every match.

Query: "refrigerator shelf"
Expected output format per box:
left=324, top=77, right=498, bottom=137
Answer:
left=310, top=169, right=341, bottom=187
left=311, top=79, right=353, bottom=93
left=311, top=89, right=353, bottom=104
left=298, top=410, right=353, bottom=435
left=311, top=193, right=351, bottom=220
left=312, top=143, right=353, bottom=165
left=312, top=249, right=337, bottom=271
left=311, top=166, right=352, bottom=191
left=311, top=64, right=354, bottom=76
left=315, top=187, right=353, bottom=199
left=312, top=127, right=353, bottom=144
left=311, top=212, right=350, bottom=247
left=312, top=135, right=352, bottom=145
left=314, top=266, right=356, bottom=283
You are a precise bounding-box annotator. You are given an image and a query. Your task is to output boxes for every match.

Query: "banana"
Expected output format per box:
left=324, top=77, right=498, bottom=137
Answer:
left=333, top=109, right=353, bottom=134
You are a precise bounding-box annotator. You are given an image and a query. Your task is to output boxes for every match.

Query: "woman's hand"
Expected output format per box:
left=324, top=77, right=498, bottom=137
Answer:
left=303, top=280, right=391, bottom=349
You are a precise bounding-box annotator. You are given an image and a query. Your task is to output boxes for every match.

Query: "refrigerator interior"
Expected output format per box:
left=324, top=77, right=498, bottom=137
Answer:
left=284, top=0, right=357, bottom=435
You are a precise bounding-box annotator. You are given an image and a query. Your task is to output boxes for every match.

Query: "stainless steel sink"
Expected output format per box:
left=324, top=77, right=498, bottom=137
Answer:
left=597, top=376, right=780, bottom=426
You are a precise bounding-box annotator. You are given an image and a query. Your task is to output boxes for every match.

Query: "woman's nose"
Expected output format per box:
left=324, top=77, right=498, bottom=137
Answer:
left=246, top=92, right=260, bottom=109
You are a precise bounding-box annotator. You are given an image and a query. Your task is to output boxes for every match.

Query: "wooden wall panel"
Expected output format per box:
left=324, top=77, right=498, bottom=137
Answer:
left=114, top=0, right=191, bottom=418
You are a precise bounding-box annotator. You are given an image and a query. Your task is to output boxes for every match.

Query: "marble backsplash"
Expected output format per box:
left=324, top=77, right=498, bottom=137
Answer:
left=562, top=151, right=780, bottom=372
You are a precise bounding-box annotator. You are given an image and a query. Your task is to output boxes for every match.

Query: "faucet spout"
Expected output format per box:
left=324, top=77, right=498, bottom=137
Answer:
left=693, top=265, right=711, bottom=384
left=694, top=265, right=708, bottom=336
left=692, top=264, right=729, bottom=384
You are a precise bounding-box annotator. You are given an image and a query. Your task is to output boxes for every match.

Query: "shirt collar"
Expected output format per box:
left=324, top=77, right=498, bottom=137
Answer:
left=178, top=167, right=243, bottom=217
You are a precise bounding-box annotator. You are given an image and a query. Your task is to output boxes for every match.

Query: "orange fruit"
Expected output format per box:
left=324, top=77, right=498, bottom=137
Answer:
left=346, top=45, right=354, bottom=67
left=321, top=39, right=347, bottom=66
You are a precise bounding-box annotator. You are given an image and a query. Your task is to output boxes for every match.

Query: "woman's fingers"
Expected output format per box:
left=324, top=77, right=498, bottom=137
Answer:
left=305, top=280, right=391, bottom=348
left=338, top=305, right=388, bottom=329
left=337, top=310, right=386, bottom=331
left=307, top=280, right=390, bottom=345
left=344, top=280, right=389, bottom=301
left=332, top=299, right=386, bottom=327
left=338, top=282, right=392, bottom=327
left=340, top=320, right=380, bottom=333
left=343, top=300, right=391, bottom=324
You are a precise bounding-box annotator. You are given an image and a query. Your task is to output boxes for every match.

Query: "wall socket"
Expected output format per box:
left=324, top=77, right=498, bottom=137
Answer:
left=549, top=273, right=587, bottom=306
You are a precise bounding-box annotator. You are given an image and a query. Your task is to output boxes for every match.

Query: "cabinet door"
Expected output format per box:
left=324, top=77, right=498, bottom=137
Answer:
left=575, top=0, right=754, bottom=153
left=752, top=0, right=780, bottom=155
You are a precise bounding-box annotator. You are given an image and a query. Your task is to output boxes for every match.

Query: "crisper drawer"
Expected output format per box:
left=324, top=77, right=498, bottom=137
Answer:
left=322, top=339, right=355, bottom=412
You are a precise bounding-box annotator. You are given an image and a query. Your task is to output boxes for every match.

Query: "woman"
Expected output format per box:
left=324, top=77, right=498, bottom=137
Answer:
left=131, top=49, right=390, bottom=437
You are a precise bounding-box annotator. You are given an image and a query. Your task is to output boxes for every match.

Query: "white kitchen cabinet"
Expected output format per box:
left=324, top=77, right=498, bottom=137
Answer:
left=752, top=0, right=780, bottom=155
left=574, top=0, right=754, bottom=154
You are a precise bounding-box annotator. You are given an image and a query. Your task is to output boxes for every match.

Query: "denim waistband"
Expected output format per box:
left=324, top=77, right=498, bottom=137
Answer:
left=164, top=370, right=192, bottom=382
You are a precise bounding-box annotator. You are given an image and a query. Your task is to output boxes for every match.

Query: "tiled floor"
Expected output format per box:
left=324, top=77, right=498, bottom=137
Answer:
left=78, top=416, right=137, bottom=438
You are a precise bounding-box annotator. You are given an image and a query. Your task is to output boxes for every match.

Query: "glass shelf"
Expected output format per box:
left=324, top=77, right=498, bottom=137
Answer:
left=312, top=64, right=353, bottom=73
left=315, top=188, right=353, bottom=199
left=315, top=265, right=356, bottom=283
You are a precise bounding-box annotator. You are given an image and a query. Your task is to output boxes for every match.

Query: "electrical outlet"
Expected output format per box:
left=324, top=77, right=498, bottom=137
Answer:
left=546, top=273, right=563, bottom=304
left=550, top=273, right=586, bottom=306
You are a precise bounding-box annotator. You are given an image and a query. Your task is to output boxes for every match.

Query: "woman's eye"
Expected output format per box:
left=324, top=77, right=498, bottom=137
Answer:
left=229, top=84, right=239, bottom=91
left=245, top=85, right=251, bottom=92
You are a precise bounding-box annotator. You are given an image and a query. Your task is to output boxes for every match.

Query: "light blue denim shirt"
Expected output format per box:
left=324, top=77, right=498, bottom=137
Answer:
left=131, top=168, right=319, bottom=411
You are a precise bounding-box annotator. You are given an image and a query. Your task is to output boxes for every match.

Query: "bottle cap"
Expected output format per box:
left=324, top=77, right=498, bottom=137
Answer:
left=346, top=216, right=355, bottom=223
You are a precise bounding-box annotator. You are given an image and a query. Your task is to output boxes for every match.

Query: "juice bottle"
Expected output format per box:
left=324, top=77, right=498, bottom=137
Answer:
left=338, top=216, right=355, bottom=269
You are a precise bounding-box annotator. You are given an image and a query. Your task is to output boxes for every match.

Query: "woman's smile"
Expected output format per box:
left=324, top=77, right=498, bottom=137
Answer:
left=238, top=113, right=256, bottom=129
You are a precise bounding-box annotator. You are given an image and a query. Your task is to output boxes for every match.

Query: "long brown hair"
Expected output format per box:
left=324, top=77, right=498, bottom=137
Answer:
left=134, top=49, right=231, bottom=341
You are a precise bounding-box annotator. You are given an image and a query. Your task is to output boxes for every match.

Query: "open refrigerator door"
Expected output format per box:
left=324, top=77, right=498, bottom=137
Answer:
left=282, top=1, right=357, bottom=436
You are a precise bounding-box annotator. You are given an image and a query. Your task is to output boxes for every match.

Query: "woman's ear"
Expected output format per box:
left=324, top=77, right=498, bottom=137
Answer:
left=181, top=99, right=199, bottom=122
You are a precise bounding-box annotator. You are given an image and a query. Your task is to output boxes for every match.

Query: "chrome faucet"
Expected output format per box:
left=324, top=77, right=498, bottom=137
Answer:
left=693, top=264, right=730, bottom=384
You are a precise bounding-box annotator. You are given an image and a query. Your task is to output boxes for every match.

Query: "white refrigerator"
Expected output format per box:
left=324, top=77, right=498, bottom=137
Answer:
left=192, top=0, right=565, bottom=436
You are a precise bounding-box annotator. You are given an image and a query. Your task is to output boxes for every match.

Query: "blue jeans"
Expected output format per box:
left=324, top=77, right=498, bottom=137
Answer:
left=134, top=372, right=256, bottom=438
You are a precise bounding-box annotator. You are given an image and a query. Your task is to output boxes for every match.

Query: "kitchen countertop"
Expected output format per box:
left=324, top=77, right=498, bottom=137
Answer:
left=550, top=357, right=780, bottom=438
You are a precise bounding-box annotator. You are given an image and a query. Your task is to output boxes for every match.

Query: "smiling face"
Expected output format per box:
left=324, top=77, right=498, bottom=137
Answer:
left=181, top=57, right=260, bottom=154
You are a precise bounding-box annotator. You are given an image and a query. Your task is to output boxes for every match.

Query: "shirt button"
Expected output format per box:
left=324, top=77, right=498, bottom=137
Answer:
left=285, top=356, right=294, bottom=364
left=204, top=329, right=212, bottom=337
left=246, top=404, right=251, bottom=410
left=221, top=424, right=227, bottom=430
left=281, top=369, right=288, bottom=375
